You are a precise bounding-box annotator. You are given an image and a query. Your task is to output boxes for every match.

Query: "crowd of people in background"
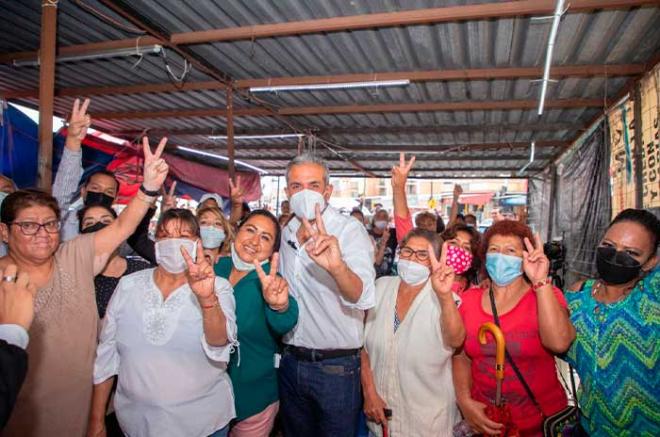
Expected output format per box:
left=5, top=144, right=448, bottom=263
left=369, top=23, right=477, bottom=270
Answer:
left=0, top=98, right=657, bottom=437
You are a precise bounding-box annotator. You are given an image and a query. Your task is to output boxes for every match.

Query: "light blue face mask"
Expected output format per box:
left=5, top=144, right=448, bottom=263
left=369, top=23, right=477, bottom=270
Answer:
left=486, top=253, right=523, bottom=286
left=231, top=243, right=268, bottom=272
left=200, top=225, right=226, bottom=249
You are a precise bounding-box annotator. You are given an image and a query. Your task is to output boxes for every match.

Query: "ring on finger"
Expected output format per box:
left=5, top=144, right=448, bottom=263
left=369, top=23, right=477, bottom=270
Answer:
left=3, top=275, right=15, bottom=282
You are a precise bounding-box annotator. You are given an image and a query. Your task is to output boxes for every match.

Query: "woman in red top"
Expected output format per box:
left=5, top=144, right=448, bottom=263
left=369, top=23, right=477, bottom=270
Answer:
left=453, top=220, right=575, bottom=436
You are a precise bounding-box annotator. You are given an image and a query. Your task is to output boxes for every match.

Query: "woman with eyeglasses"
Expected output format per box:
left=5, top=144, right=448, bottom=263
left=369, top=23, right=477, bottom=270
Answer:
left=0, top=136, right=169, bottom=437
left=78, top=204, right=152, bottom=319
left=361, top=229, right=465, bottom=436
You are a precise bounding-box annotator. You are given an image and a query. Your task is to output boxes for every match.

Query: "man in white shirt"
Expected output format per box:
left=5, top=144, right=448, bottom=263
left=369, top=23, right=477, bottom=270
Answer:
left=278, top=154, right=375, bottom=436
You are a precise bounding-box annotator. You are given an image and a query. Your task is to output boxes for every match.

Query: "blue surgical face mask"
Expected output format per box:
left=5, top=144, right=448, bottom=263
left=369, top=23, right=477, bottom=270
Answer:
left=486, top=253, right=523, bottom=286
left=200, top=225, right=226, bottom=249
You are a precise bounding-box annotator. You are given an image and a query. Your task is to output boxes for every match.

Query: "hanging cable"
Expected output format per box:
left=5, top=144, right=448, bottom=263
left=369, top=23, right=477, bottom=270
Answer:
left=159, top=47, right=191, bottom=85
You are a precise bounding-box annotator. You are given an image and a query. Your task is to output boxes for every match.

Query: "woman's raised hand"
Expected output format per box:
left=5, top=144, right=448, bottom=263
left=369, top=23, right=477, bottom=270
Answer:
left=142, top=136, right=169, bottom=192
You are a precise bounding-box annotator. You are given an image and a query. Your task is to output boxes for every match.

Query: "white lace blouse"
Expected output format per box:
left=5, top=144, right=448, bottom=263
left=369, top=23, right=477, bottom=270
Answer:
left=94, top=268, right=237, bottom=437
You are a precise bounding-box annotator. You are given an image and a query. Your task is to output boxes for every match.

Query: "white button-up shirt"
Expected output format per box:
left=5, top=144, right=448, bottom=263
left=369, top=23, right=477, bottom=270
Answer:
left=280, top=206, right=375, bottom=349
left=94, top=268, right=237, bottom=437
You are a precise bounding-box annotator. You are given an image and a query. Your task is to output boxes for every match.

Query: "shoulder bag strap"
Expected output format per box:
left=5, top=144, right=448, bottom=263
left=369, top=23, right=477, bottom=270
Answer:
left=489, top=288, right=545, bottom=417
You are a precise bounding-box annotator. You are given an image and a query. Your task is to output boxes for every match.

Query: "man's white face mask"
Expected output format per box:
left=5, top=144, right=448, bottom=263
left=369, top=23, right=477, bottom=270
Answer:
left=290, top=189, right=326, bottom=221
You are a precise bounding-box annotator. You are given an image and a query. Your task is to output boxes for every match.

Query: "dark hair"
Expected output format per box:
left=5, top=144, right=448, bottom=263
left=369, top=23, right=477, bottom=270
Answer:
left=436, top=215, right=446, bottom=234
left=442, top=223, right=482, bottom=275
left=465, top=213, right=477, bottom=222
left=83, top=169, right=120, bottom=192
left=1, top=189, right=60, bottom=225
left=456, top=213, right=465, bottom=221
left=350, top=208, right=364, bottom=220
left=610, top=208, right=660, bottom=250
left=156, top=208, right=200, bottom=238
left=400, top=228, right=442, bottom=258
left=238, top=209, right=281, bottom=252
left=77, top=204, right=117, bottom=232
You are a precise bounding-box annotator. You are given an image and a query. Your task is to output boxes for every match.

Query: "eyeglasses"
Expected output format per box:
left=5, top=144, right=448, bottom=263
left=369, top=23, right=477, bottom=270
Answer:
left=11, top=220, right=61, bottom=235
left=398, top=247, right=430, bottom=261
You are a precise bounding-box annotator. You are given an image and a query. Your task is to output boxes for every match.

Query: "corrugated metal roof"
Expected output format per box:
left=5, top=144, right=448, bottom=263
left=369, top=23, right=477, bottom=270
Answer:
left=0, top=0, right=658, bottom=177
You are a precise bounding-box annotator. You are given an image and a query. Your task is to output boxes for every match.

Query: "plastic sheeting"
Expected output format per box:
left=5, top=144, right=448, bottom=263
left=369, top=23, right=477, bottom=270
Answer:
left=552, top=121, right=612, bottom=285
left=0, top=103, right=39, bottom=188
left=527, top=167, right=553, bottom=240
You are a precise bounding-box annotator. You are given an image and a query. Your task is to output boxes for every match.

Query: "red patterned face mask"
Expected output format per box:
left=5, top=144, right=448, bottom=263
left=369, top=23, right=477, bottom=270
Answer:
left=446, top=245, right=473, bottom=275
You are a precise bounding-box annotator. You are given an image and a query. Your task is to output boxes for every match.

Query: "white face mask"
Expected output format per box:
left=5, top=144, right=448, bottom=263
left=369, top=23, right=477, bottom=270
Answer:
left=374, top=220, right=388, bottom=230
left=290, top=189, right=326, bottom=221
left=200, top=225, right=226, bottom=249
left=397, top=259, right=430, bottom=286
left=231, top=243, right=268, bottom=272
left=155, top=238, right=197, bottom=274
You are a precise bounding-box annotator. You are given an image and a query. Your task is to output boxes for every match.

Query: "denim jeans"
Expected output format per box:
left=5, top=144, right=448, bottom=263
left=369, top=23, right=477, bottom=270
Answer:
left=278, top=351, right=361, bottom=437
left=208, top=424, right=229, bottom=437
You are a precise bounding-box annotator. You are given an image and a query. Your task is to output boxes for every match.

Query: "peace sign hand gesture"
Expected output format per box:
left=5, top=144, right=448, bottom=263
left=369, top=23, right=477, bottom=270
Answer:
left=523, top=234, right=550, bottom=284
left=142, top=136, right=169, bottom=192
left=161, top=181, right=177, bottom=212
left=229, top=176, right=245, bottom=204
left=302, top=204, right=344, bottom=272
left=66, top=98, right=91, bottom=149
left=254, top=253, right=289, bottom=312
left=392, top=152, right=416, bottom=190
left=429, top=242, right=456, bottom=298
left=181, top=242, right=216, bottom=301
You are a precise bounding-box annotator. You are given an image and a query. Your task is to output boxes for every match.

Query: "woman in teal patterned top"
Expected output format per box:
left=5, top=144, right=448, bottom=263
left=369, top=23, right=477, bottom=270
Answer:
left=565, top=209, right=659, bottom=436
left=215, top=210, right=299, bottom=436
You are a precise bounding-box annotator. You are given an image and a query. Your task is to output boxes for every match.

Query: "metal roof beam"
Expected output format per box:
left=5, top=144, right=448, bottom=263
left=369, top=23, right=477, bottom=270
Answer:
left=187, top=141, right=567, bottom=152
left=1, top=0, right=655, bottom=64
left=230, top=155, right=554, bottom=162
left=110, top=123, right=576, bottom=137
left=1, top=64, right=645, bottom=99
left=90, top=99, right=601, bottom=120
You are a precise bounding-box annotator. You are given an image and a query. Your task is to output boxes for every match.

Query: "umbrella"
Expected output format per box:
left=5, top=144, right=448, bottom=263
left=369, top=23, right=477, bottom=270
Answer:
left=478, top=322, right=520, bottom=437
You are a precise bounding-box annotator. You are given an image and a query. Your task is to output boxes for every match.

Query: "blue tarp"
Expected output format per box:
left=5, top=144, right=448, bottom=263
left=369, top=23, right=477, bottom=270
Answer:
left=0, top=104, right=39, bottom=188
left=0, top=105, right=231, bottom=206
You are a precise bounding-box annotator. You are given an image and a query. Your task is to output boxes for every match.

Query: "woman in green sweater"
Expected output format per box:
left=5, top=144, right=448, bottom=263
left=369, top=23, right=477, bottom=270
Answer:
left=214, top=209, right=299, bottom=437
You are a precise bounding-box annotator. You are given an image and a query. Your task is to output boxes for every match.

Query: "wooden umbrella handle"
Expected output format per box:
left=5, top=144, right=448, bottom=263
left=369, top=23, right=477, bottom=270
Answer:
left=478, top=322, right=506, bottom=380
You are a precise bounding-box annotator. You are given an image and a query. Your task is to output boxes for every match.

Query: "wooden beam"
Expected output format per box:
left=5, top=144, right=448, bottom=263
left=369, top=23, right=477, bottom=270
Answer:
left=91, top=99, right=601, bottom=120
left=37, top=1, right=57, bottom=190
left=1, top=64, right=645, bottom=99
left=2, top=0, right=656, bottom=65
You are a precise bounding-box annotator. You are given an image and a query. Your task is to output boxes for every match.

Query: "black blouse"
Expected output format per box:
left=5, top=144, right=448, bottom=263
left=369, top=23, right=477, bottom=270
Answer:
left=95, top=257, right=151, bottom=318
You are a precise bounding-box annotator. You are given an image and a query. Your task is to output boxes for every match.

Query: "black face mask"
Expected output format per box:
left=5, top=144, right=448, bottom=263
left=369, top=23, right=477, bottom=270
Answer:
left=84, top=191, right=114, bottom=208
left=596, top=246, right=643, bottom=285
left=80, top=221, right=109, bottom=234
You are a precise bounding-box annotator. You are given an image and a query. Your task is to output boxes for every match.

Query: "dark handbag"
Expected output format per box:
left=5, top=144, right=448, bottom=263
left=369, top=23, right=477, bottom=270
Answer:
left=488, top=289, right=581, bottom=437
